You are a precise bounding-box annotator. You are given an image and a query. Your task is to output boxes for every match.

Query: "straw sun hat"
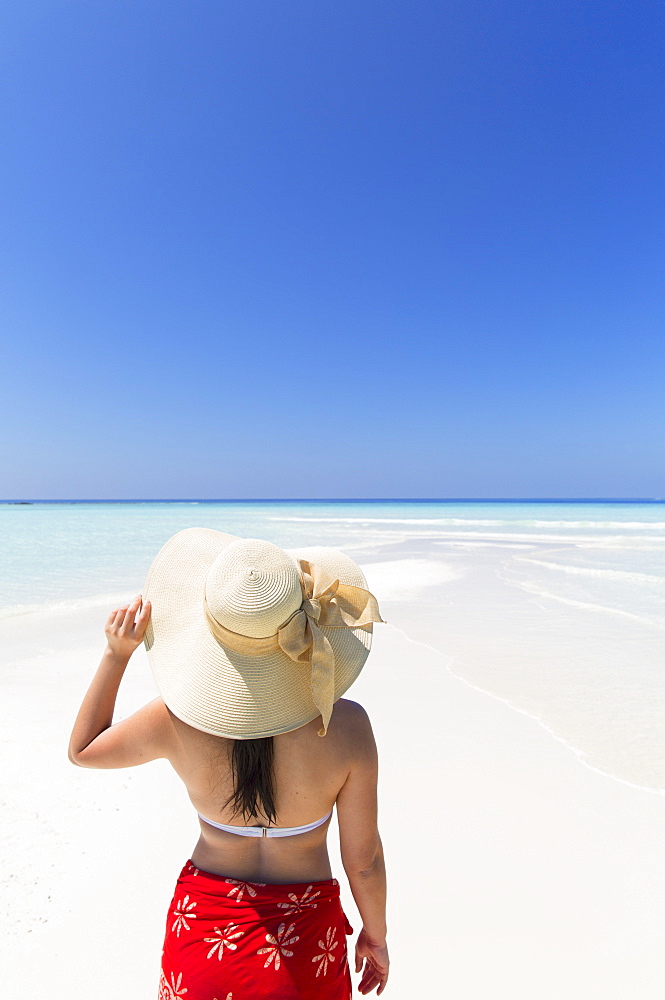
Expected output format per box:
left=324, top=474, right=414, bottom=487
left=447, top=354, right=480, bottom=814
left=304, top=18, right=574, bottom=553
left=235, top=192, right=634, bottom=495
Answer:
left=142, top=528, right=386, bottom=739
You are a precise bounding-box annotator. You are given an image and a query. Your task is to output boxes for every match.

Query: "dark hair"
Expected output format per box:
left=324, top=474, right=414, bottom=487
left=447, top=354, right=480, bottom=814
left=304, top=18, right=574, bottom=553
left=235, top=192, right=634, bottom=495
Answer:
left=225, top=737, right=277, bottom=824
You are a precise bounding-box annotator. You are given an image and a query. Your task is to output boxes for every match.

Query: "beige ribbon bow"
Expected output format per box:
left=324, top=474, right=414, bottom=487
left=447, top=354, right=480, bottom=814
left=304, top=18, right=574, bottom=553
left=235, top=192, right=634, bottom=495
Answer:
left=203, top=558, right=386, bottom=735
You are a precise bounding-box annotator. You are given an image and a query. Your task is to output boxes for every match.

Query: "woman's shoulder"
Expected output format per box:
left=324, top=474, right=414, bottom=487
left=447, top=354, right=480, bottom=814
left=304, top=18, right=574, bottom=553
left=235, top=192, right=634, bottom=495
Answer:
left=332, top=697, right=373, bottom=727
left=327, top=699, right=377, bottom=755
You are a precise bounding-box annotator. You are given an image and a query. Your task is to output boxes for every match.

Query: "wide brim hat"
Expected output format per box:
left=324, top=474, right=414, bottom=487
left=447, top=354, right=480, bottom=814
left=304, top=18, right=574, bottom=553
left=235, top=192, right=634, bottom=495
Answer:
left=142, top=527, right=385, bottom=739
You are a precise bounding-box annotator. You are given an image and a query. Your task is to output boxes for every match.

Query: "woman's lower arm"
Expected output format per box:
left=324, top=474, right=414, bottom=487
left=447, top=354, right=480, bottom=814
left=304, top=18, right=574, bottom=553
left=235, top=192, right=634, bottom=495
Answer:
left=344, top=840, right=387, bottom=943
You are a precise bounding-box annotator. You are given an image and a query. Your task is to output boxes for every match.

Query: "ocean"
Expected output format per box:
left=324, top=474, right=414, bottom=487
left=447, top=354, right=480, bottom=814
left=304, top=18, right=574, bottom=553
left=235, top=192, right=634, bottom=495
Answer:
left=1, top=499, right=664, bottom=791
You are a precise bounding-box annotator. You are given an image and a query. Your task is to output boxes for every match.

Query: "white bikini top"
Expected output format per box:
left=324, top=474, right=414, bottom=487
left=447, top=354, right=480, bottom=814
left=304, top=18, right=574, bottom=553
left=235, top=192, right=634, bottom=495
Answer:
left=197, top=809, right=333, bottom=839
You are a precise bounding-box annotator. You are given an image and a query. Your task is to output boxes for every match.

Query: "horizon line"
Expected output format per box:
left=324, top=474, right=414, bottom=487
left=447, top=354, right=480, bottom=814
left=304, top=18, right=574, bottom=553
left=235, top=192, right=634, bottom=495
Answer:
left=1, top=497, right=663, bottom=504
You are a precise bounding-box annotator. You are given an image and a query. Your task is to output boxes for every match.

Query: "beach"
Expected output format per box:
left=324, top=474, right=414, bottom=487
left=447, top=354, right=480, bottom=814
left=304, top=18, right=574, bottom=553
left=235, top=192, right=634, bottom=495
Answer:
left=2, top=501, right=665, bottom=997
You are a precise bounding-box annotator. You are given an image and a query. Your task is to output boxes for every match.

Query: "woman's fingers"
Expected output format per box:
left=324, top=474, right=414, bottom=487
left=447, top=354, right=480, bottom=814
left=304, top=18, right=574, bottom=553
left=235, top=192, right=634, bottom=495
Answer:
left=120, top=596, right=142, bottom=632
left=107, top=596, right=149, bottom=634
left=361, top=967, right=379, bottom=987
left=367, top=975, right=384, bottom=995
left=105, top=595, right=150, bottom=655
left=358, top=959, right=380, bottom=994
left=358, top=955, right=388, bottom=996
left=135, top=598, right=151, bottom=638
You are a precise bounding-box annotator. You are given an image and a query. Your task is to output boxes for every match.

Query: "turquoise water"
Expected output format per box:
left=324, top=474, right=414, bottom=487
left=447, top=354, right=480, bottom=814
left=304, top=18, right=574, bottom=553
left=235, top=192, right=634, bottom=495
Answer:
left=1, top=499, right=663, bottom=618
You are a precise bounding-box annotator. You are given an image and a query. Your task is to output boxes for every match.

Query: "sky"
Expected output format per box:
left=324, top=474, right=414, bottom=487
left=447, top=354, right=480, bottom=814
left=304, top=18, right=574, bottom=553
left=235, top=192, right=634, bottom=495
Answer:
left=0, top=0, right=663, bottom=500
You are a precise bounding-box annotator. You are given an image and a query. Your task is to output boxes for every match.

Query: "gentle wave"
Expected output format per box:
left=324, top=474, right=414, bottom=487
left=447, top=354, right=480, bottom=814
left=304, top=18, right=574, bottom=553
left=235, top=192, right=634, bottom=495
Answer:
left=0, top=591, right=137, bottom=622
left=514, top=557, right=665, bottom=586
left=506, top=576, right=665, bottom=630
left=274, top=521, right=665, bottom=550
left=267, top=516, right=506, bottom=525
left=267, top=516, right=665, bottom=530
left=512, top=520, right=665, bottom=530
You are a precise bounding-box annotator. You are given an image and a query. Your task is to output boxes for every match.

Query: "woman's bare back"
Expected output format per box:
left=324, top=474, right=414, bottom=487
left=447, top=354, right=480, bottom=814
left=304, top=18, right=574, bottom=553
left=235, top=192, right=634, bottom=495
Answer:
left=162, top=696, right=376, bottom=884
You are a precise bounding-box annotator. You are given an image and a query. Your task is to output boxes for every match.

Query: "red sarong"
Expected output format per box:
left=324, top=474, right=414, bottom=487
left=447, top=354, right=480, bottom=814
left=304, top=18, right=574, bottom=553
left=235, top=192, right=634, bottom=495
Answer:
left=159, top=860, right=354, bottom=1000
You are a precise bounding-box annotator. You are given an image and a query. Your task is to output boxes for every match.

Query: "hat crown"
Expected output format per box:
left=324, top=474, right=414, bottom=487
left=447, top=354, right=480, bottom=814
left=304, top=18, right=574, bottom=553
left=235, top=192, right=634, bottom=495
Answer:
left=204, top=538, right=303, bottom=639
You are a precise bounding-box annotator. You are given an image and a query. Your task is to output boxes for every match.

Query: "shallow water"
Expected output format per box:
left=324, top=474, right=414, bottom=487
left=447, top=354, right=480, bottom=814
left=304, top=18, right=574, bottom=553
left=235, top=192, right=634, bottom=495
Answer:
left=2, top=499, right=663, bottom=614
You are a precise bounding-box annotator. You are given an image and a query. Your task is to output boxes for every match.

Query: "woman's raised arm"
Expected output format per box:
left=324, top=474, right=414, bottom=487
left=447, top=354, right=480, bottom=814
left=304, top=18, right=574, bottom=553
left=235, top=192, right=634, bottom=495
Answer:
left=68, top=595, right=173, bottom=769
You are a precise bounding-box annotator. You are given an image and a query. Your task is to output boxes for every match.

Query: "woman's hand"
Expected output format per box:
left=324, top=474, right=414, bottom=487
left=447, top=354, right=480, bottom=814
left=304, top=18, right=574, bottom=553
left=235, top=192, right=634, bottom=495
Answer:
left=104, top=595, right=151, bottom=660
left=355, top=928, right=389, bottom=995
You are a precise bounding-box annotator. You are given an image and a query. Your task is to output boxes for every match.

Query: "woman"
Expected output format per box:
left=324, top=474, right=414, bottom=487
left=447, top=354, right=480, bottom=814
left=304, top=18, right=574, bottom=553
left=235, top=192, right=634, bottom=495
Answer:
left=68, top=528, right=389, bottom=999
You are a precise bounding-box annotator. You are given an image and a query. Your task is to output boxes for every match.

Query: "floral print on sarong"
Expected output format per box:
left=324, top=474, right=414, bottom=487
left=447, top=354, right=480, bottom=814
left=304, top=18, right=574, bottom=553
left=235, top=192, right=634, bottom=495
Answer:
left=160, top=860, right=353, bottom=1000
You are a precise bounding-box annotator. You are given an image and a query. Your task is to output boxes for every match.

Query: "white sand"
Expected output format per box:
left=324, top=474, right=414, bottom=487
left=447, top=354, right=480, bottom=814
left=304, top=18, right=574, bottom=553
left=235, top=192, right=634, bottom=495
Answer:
left=2, top=555, right=665, bottom=998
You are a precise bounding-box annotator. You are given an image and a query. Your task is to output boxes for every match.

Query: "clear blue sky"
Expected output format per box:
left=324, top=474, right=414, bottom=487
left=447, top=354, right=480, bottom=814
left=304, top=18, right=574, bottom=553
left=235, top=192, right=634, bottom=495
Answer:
left=1, top=0, right=663, bottom=499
